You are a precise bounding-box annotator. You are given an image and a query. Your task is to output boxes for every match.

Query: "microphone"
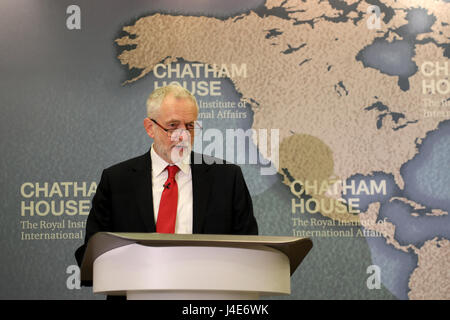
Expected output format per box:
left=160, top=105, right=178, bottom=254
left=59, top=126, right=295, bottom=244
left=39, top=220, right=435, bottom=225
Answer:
left=163, top=182, right=171, bottom=190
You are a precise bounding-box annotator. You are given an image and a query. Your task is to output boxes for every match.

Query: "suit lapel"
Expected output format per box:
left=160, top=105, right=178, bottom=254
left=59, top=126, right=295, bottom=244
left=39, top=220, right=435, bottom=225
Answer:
left=132, top=151, right=156, bottom=232
left=131, top=151, right=211, bottom=234
left=191, top=152, right=212, bottom=233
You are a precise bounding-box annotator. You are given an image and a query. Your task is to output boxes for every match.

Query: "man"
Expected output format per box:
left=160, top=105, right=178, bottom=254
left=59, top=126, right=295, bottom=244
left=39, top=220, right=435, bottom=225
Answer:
left=75, top=84, right=258, bottom=268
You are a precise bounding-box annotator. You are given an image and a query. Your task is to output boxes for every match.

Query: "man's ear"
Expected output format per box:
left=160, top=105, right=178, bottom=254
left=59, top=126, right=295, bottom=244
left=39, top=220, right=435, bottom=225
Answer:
left=143, top=118, right=155, bottom=138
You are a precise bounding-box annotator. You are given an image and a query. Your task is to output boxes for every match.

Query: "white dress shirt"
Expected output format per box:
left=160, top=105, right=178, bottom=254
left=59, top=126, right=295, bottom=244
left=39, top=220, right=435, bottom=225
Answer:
left=150, top=146, right=193, bottom=234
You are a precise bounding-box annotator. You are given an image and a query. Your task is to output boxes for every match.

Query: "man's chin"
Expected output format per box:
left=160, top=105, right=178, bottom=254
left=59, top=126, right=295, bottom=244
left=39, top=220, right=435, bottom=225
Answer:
left=170, top=145, right=191, bottom=163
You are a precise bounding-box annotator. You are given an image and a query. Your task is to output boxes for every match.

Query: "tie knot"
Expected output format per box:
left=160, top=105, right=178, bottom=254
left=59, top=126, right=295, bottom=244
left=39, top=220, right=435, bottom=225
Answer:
left=166, top=165, right=179, bottom=179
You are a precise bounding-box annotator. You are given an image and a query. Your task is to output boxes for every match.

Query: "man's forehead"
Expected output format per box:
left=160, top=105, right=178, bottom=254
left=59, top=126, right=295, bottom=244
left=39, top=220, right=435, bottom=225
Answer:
left=161, top=119, right=196, bottom=126
left=158, top=96, right=197, bottom=121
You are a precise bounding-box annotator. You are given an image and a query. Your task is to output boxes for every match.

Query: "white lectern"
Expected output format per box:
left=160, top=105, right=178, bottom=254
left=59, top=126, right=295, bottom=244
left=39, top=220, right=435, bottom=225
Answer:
left=80, top=233, right=312, bottom=300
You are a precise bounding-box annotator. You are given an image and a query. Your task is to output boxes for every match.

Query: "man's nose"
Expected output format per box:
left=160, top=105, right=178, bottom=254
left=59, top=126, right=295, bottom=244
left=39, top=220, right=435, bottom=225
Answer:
left=179, top=129, right=190, bottom=141
left=171, top=128, right=191, bottom=142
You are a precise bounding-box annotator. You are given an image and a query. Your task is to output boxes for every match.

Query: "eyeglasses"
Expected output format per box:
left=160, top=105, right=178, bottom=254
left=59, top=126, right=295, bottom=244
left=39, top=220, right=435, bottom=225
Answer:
left=150, top=118, right=202, bottom=138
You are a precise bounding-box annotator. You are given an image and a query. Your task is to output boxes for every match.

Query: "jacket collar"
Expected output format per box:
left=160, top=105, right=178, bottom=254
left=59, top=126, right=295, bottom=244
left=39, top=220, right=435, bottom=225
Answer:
left=132, top=150, right=155, bottom=232
left=190, top=152, right=212, bottom=233
left=132, top=150, right=212, bottom=233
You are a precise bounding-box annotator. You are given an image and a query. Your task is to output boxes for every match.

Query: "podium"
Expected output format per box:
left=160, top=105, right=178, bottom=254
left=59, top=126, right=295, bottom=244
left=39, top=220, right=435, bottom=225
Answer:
left=80, top=232, right=313, bottom=300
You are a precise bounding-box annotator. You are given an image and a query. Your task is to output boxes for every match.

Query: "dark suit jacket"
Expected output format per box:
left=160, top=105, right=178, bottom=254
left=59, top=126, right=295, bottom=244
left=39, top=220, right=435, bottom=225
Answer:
left=75, top=151, right=258, bottom=268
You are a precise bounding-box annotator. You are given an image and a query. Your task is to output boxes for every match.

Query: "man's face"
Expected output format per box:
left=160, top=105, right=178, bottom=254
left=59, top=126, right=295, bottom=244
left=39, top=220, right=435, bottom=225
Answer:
left=144, top=94, right=198, bottom=164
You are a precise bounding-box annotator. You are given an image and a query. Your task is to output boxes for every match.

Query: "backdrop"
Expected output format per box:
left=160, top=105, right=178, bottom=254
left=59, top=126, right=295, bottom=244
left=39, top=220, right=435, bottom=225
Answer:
left=1, top=0, right=449, bottom=299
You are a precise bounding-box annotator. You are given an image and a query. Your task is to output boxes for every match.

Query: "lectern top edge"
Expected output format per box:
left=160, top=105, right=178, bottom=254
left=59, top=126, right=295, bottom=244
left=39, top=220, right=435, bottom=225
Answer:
left=80, top=232, right=313, bottom=282
left=108, top=232, right=307, bottom=244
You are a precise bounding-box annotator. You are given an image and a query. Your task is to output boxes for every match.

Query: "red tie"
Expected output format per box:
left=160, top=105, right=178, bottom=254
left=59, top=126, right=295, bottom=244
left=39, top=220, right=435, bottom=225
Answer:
left=156, top=165, right=180, bottom=233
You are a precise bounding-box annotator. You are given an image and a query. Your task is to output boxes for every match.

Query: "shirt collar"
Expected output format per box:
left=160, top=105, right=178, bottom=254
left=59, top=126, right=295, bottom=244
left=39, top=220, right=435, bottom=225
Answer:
left=150, top=145, right=190, bottom=176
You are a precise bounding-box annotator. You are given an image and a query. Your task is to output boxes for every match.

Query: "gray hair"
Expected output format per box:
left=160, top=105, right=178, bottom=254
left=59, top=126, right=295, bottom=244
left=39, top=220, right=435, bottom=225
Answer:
left=146, top=84, right=199, bottom=118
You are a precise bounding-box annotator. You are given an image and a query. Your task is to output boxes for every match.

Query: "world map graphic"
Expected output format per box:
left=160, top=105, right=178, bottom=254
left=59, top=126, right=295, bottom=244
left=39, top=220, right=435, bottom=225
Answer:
left=115, top=0, right=450, bottom=299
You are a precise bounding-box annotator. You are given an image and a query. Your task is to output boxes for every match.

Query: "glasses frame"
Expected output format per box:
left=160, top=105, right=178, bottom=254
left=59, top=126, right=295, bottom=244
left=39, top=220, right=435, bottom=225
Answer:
left=150, top=118, right=202, bottom=137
